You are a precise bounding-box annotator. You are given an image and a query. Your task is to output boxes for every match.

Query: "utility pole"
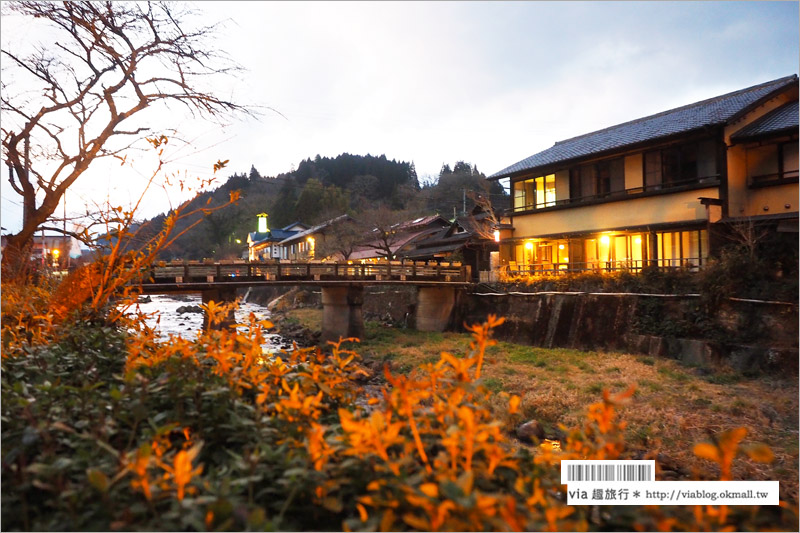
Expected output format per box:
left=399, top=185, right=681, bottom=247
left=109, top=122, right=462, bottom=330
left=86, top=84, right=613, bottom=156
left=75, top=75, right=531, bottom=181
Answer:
left=462, top=188, right=466, bottom=216
left=23, top=134, right=30, bottom=224
left=64, top=194, right=70, bottom=269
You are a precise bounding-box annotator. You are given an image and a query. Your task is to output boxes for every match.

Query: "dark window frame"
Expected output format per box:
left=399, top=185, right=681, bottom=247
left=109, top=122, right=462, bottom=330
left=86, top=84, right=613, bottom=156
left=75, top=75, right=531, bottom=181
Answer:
left=749, top=141, right=800, bottom=188
left=644, top=139, right=714, bottom=189
left=569, top=157, right=624, bottom=201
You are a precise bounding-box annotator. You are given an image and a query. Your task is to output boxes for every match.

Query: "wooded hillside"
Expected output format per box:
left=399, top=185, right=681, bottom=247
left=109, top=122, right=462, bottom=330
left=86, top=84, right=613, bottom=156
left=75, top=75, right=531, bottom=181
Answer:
left=138, top=154, right=508, bottom=260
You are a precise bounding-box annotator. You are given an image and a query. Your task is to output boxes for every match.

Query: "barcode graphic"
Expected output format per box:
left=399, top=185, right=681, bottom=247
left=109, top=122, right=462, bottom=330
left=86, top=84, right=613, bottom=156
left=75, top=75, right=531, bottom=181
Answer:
left=561, top=460, right=655, bottom=484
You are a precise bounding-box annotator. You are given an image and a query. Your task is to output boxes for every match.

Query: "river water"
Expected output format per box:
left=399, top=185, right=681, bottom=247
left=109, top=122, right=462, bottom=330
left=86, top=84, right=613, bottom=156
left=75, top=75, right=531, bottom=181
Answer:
left=131, top=294, right=288, bottom=352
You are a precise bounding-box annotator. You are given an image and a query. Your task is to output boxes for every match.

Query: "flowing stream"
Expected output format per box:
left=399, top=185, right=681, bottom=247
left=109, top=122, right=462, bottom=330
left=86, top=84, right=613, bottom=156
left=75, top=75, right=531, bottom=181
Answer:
left=131, top=294, right=289, bottom=352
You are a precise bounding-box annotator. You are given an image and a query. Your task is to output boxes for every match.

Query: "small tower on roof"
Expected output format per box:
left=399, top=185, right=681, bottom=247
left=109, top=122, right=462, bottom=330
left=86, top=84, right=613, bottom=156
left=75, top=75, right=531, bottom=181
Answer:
left=257, top=213, right=269, bottom=234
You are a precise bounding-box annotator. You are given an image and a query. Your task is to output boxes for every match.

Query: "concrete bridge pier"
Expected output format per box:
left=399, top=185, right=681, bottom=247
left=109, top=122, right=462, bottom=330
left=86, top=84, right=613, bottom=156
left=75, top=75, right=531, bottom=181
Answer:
left=201, top=287, right=238, bottom=330
left=416, top=286, right=457, bottom=332
left=321, top=285, right=365, bottom=342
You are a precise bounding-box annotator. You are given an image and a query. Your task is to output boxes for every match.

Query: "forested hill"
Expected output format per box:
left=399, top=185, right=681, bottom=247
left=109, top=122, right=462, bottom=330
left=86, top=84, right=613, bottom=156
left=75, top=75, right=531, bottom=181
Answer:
left=293, top=153, right=418, bottom=197
left=138, top=153, right=506, bottom=260
left=140, top=154, right=418, bottom=260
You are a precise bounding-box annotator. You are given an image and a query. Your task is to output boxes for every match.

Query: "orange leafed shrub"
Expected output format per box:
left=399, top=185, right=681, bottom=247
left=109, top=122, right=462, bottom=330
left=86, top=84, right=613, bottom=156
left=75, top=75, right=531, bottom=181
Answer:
left=3, top=292, right=797, bottom=531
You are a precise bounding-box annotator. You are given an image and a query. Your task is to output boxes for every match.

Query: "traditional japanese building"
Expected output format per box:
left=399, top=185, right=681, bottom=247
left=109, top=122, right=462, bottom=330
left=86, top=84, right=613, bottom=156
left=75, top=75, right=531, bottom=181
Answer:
left=489, top=75, right=798, bottom=274
left=246, top=213, right=307, bottom=261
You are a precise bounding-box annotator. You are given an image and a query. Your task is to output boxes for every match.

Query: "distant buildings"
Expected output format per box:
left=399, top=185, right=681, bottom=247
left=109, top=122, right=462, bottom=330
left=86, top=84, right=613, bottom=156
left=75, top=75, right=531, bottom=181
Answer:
left=246, top=214, right=307, bottom=261
left=244, top=211, right=500, bottom=279
left=1, top=233, right=83, bottom=267
left=488, top=75, right=798, bottom=274
left=278, top=214, right=353, bottom=261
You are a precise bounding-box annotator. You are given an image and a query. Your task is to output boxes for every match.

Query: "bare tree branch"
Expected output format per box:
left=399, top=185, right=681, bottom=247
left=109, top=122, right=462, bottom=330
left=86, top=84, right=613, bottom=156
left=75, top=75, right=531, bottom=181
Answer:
left=2, top=0, right=252, bottom=279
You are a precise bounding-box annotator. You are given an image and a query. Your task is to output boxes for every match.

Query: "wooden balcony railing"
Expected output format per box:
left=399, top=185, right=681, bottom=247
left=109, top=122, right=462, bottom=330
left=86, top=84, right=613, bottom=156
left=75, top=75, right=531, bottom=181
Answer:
left=142, top=260, right=470, bottom=284
left=502, top=258, right=705, bottom=276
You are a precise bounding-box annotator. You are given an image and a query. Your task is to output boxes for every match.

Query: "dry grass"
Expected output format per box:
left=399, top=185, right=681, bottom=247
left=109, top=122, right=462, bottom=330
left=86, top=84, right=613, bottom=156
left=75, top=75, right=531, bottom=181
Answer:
left=282, top=307, right=322, bottom=332
left=282, top=308, right=799, bottom=505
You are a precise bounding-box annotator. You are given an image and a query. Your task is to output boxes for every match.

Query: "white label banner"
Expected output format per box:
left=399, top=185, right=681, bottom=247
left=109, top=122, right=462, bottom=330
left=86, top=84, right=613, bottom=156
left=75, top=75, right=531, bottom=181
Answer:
left=565, top=481, right=779, bottom=506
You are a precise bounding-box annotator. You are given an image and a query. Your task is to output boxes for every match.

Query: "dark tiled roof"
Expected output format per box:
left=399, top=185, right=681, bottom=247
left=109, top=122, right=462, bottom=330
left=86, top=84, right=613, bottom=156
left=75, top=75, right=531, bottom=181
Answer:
left=278, top=214, right=351, bottom=244
left=490, top=75, right=798, bottom=178
left=250, top=228, right=298, bottom=245
left=731, top=101, right=799, bottom=141
left=399, top=241, right=468, bottom=259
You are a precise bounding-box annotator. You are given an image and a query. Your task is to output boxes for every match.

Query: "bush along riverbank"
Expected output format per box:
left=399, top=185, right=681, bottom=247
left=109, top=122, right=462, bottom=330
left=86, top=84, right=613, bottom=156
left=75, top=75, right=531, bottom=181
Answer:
left=3, top=284, right=798, bottom=531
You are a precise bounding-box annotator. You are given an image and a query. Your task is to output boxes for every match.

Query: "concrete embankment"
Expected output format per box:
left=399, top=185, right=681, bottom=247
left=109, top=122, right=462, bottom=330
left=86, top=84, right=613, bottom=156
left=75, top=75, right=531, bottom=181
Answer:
left=243, top=284, right=797, bottom=374
left=454, top=290, right=798, bottom=374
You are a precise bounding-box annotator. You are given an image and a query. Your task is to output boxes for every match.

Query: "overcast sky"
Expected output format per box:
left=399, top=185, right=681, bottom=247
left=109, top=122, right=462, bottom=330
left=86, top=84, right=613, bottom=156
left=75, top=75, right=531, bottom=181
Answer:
left=1, top=1, right=798, bottom=234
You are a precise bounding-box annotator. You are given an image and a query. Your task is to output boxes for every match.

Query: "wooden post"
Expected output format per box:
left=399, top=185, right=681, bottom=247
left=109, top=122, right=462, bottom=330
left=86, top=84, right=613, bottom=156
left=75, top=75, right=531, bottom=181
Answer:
left=277, top=263, right=282, bottom=279
left=183, top=261, right=189, bottom=281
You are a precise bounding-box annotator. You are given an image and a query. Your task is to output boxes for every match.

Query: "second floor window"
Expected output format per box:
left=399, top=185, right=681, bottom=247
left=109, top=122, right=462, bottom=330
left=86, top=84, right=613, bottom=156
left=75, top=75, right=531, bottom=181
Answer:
left=513, top=174, right=556, bottom=210
left=747, top=141, right=799, bottom=186
left=570, top=158, right=624, bottom=200
left=645, top=139, right=717, bottom=189
left=536, top=174, right=556, bottom=208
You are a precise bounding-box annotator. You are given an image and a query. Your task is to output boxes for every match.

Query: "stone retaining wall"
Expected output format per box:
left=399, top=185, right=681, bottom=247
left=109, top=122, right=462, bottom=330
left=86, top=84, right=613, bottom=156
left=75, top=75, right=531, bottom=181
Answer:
left=454, top=291, right=798, bottom=374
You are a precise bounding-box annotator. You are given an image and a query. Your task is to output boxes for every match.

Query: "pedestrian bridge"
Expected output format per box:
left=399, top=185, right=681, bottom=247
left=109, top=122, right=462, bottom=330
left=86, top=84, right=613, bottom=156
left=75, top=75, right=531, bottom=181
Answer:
left=139, top=260, right=472, bottom=340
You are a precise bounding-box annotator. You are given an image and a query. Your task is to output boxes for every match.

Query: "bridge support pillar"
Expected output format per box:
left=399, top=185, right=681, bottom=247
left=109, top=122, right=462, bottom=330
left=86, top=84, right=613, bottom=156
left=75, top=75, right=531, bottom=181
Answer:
left=202, top=287, right=238, bottom=330
left=321, top=285, right=364, bottom=343
left=416, top=286, right=456, bottom=332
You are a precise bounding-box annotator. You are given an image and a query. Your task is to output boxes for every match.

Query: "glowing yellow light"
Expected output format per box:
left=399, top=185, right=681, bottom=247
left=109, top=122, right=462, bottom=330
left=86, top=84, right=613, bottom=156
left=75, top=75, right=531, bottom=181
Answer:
left=600, top=235, right=610, bottom=245
left=524, top=241, right=534, bottom=250
left=52, top=249, right=60, bottom=257
left=493, top=230, right=500, bottom=243
left=563, top=257, right=569, bottom=262
left=634, top=236, right=642, bottom=244
left=257, top=213, right=268, bottom=233
left=235, top=238, right=242, bottom=244
left=558, top=244, right=565, bottom=250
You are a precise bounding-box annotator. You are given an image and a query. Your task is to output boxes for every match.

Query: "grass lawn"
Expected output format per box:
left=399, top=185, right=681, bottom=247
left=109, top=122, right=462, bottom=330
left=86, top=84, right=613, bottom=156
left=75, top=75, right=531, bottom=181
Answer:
left=281, top=308, right=799, bottom=505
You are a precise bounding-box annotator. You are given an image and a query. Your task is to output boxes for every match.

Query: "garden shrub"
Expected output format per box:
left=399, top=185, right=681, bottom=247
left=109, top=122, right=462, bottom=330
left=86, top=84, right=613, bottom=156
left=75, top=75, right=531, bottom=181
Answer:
left=2, top=293, right=797, bottom=531
left=500, top=267, right=700, bottom=295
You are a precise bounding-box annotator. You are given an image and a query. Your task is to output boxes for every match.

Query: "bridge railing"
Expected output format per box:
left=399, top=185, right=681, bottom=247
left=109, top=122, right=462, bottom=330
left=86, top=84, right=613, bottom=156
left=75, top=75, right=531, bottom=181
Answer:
left=146, top=260, right=469, bottom=284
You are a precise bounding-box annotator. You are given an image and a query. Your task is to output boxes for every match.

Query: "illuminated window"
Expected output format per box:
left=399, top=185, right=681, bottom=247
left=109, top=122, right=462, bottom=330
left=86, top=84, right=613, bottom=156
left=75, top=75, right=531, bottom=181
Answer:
left=535, top=174, right=556, bottom=208
left=513, top=174, right=556, bottom=211
left=656, top=229, right=708, bottom=268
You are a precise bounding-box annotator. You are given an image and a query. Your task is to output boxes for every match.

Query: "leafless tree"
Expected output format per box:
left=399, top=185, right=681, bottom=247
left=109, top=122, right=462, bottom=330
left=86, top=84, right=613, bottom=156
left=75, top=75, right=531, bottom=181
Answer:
left=464, top=191, right=503, bottom=240
left=1, top=1, right=249, bottom=277
left=359, top=206, right=422, bottom=260
left=314, top=216, right=363, bottom=261
left=723, top=217, right=769, bottom=262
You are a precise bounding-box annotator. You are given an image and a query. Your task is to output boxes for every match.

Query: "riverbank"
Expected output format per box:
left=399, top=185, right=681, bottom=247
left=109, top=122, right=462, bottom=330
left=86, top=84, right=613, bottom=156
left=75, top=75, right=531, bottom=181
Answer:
left=276, top=306, right=799, bottom=505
